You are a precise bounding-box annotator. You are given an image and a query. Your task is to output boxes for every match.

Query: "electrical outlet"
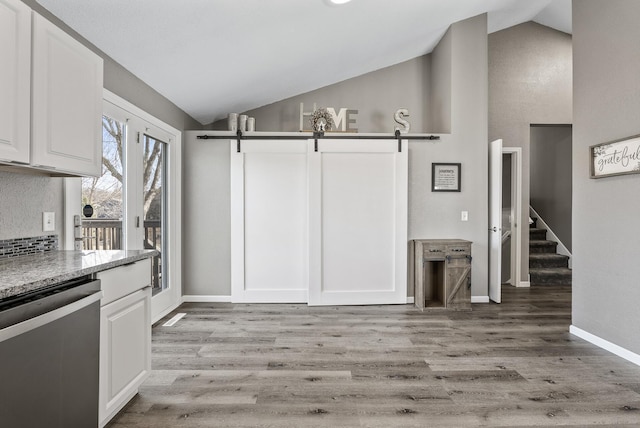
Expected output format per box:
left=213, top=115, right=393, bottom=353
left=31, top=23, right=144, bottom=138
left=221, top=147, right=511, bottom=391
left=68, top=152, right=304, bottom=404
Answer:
left=43, top=212, right=55, bottom=232
left=461, top=211, right=468, bottom=221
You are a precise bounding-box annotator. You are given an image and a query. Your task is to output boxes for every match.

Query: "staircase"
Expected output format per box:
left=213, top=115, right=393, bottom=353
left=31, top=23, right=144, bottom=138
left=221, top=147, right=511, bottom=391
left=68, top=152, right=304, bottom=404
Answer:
left=529, top=217, right=572, bottom=285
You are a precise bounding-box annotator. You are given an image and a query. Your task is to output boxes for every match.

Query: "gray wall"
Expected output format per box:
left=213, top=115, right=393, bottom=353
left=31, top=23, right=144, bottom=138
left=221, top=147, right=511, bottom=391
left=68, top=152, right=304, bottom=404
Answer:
left=410, top=14, right=488, bottom=298
left=489, top=22, right=572, bottom=282
left=573, top=0, right=640, bottom=354
left=429, top=26, right=452, bottom=134
left=0, top=0, right=200, bottom=243
left=530, top=125, right=572, bottom=251
left=235, top=55, right=431, bottom=134
left=182, top=135, right=231, bottom=296
left=186, top=14, right=490, bottom=298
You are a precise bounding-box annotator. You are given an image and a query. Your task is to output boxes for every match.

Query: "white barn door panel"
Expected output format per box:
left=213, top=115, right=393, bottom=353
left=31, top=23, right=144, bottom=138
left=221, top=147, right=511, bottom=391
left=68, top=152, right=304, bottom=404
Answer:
left=231, top=140, right=309, bottom=303
left=308, top=139, right=408, bottom=306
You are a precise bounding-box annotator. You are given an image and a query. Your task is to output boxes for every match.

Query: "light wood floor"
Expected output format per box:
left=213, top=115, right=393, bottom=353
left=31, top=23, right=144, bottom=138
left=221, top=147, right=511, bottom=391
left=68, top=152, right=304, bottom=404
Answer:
left=107, top=285, right=640, bottom=427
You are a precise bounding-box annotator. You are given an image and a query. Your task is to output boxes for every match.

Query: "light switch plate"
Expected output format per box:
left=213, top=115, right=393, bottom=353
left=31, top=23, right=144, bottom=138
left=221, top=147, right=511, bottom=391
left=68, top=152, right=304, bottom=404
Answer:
left=43, top=212, right=55, bottom=232
left=461, top=211, right=468, bottom=221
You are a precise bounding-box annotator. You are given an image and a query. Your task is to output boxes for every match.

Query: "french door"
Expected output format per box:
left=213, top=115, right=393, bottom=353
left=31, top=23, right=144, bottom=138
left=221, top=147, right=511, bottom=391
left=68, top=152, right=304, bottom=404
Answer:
left=81, top=93, right=180, bottom=320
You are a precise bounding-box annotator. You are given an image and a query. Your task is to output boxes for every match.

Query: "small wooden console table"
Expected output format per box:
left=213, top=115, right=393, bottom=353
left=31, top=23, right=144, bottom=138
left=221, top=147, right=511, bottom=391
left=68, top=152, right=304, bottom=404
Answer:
left=410, top=239, right=472, bottom=311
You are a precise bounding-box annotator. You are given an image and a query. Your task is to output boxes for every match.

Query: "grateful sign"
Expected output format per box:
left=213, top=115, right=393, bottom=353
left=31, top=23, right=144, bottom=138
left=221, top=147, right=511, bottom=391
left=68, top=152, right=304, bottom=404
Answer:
left=590, top=135, right=640, bottom=178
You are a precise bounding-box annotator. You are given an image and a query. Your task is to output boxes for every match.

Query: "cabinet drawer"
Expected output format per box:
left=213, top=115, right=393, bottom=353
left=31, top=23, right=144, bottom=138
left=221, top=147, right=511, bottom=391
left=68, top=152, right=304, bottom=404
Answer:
left=423, top=245, right=445, bottom=259
left=446, top=244, right=470, bottom=256
left=97, top=258, right=151, bottom=306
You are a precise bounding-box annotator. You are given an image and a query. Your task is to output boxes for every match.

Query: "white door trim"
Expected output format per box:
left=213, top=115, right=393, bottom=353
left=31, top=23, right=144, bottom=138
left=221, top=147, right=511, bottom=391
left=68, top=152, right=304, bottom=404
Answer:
left=503, top=146, right=524, bottom=288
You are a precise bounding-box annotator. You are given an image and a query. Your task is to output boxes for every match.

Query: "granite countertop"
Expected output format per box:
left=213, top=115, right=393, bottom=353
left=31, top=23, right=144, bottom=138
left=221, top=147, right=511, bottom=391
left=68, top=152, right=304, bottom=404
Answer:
left=0, top=250, right=159, bottom=300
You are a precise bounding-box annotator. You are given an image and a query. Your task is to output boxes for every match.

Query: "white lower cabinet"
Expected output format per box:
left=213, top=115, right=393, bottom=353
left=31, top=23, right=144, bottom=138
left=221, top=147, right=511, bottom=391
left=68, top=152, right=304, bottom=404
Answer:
left=97, top=259, right=152, bottom=427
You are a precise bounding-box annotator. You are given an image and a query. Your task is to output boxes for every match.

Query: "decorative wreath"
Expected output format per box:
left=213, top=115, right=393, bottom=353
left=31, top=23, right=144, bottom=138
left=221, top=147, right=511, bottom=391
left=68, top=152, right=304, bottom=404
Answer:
left=310, top=108, right=335, bottom=132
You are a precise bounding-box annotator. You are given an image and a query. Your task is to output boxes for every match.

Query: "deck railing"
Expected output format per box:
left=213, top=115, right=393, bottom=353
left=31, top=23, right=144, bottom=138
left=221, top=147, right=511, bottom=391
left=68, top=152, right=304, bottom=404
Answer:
left=82, top=219, right=123, bottom=250
left=82, top=218, right=162, bottom=291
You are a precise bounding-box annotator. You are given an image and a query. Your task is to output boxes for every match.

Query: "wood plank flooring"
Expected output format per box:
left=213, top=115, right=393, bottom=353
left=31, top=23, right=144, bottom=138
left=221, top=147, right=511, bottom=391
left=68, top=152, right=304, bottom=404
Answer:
left=107, top=285, right=640, bottom=427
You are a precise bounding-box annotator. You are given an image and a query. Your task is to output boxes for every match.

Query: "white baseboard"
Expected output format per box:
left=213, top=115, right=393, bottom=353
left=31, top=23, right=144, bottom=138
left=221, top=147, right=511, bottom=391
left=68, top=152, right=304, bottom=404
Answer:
left=184, top=295, right=488, bottom=304
left=151, top=303, right=181, bottom=325
left=570, top=325, right=640, bottom=367
left=185, top=296, right=418, bottom=304
left=182, top=295, right=232, bottom=303
left=516, top=281, right=530, bottom=288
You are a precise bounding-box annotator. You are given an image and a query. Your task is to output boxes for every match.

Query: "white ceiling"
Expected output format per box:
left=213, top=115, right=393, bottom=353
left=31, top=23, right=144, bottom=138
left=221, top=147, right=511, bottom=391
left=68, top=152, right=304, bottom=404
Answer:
left=36, top=0, right=571, bottom=125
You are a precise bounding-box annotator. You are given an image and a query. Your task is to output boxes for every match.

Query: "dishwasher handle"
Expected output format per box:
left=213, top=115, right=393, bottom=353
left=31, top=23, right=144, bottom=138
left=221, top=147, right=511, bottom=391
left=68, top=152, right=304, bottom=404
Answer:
left=0, top=290, right=102, bottom=343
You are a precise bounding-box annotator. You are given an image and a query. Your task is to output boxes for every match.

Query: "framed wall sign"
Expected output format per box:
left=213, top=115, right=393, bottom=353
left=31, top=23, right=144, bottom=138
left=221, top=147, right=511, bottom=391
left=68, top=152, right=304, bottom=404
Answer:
left=432, top=163, right=461, bottom=192
left=590, top=134, right=640, bottom=178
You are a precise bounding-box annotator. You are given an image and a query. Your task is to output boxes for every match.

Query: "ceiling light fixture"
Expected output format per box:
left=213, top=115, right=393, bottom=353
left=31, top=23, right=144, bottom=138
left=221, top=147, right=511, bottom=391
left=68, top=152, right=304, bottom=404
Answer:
left=330, top=0, right=352, bottom=4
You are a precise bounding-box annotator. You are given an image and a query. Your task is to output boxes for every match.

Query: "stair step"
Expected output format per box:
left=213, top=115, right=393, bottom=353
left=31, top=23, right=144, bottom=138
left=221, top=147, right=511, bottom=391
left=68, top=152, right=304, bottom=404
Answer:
left=529, top=228, right=547, bottom=240
left=529, top=240, right=558, bottom=253
left=529, top=217, right=538, bottom=228
left=530, top=267, right=572, bottom=285
left=529, top=253, right=569, bottom=268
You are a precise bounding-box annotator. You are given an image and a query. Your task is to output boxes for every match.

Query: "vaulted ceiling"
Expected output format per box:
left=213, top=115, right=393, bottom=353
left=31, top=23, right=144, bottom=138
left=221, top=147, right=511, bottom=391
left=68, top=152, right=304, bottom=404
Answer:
left=36, top=0, right=571, bottom=125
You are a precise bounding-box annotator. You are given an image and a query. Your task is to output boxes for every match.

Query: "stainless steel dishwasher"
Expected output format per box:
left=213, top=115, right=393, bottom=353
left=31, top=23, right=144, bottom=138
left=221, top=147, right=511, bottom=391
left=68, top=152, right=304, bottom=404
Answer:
left=0, top=277, right=102, bottom=428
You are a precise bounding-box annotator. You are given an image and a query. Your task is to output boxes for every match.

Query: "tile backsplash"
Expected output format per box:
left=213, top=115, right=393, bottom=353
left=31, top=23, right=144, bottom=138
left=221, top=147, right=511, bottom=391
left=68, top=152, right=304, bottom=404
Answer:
left=0, top=235, right=58, bottom=259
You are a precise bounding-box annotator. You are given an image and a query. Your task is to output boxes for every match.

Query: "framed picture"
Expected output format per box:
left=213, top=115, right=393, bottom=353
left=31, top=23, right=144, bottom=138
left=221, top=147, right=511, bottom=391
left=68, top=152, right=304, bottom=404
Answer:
left=590, top=134, right=640, bottom=178
left=432, top=163, right=461, bottom=192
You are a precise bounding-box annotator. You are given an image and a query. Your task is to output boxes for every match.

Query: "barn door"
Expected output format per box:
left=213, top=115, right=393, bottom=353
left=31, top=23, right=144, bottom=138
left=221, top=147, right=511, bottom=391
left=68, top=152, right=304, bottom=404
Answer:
left=230, top=140, right=309, bottom=302
left=308, top=139, right=408, bottom=305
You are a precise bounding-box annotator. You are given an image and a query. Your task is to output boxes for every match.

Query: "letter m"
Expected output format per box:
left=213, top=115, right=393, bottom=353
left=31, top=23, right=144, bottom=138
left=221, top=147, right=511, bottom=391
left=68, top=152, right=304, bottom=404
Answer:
left=327, top=108, right=348, bottom=132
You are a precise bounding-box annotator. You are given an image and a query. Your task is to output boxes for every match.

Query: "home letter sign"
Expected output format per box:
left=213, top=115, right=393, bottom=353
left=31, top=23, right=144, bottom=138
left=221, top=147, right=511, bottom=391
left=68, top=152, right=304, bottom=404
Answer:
left=299, top=103, right=358, bottom=132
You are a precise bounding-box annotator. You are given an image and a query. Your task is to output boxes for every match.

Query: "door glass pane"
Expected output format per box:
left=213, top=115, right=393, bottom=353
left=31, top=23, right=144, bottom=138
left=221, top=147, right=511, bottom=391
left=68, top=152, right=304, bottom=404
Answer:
left=81, top=115, right=125, bottom=250
left=142, top=134, right=166, bottom=294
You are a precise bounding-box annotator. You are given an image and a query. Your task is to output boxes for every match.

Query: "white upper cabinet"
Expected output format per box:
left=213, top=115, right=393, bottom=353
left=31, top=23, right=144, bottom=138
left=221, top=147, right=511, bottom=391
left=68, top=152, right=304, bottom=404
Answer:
left=31, top=12, right=103, bottom=176
left=0, top=0, right=31, bottom=164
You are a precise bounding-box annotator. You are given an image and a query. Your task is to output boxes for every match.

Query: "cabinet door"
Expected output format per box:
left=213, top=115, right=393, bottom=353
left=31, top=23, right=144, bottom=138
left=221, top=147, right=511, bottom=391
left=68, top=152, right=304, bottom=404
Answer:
left=0, top=0, right=30, bottom=164
left=99, top=287, right=151, bottom=427
left=31, top=13, right=103, bottom=176
left=445, top=257, right=471, bottom=310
